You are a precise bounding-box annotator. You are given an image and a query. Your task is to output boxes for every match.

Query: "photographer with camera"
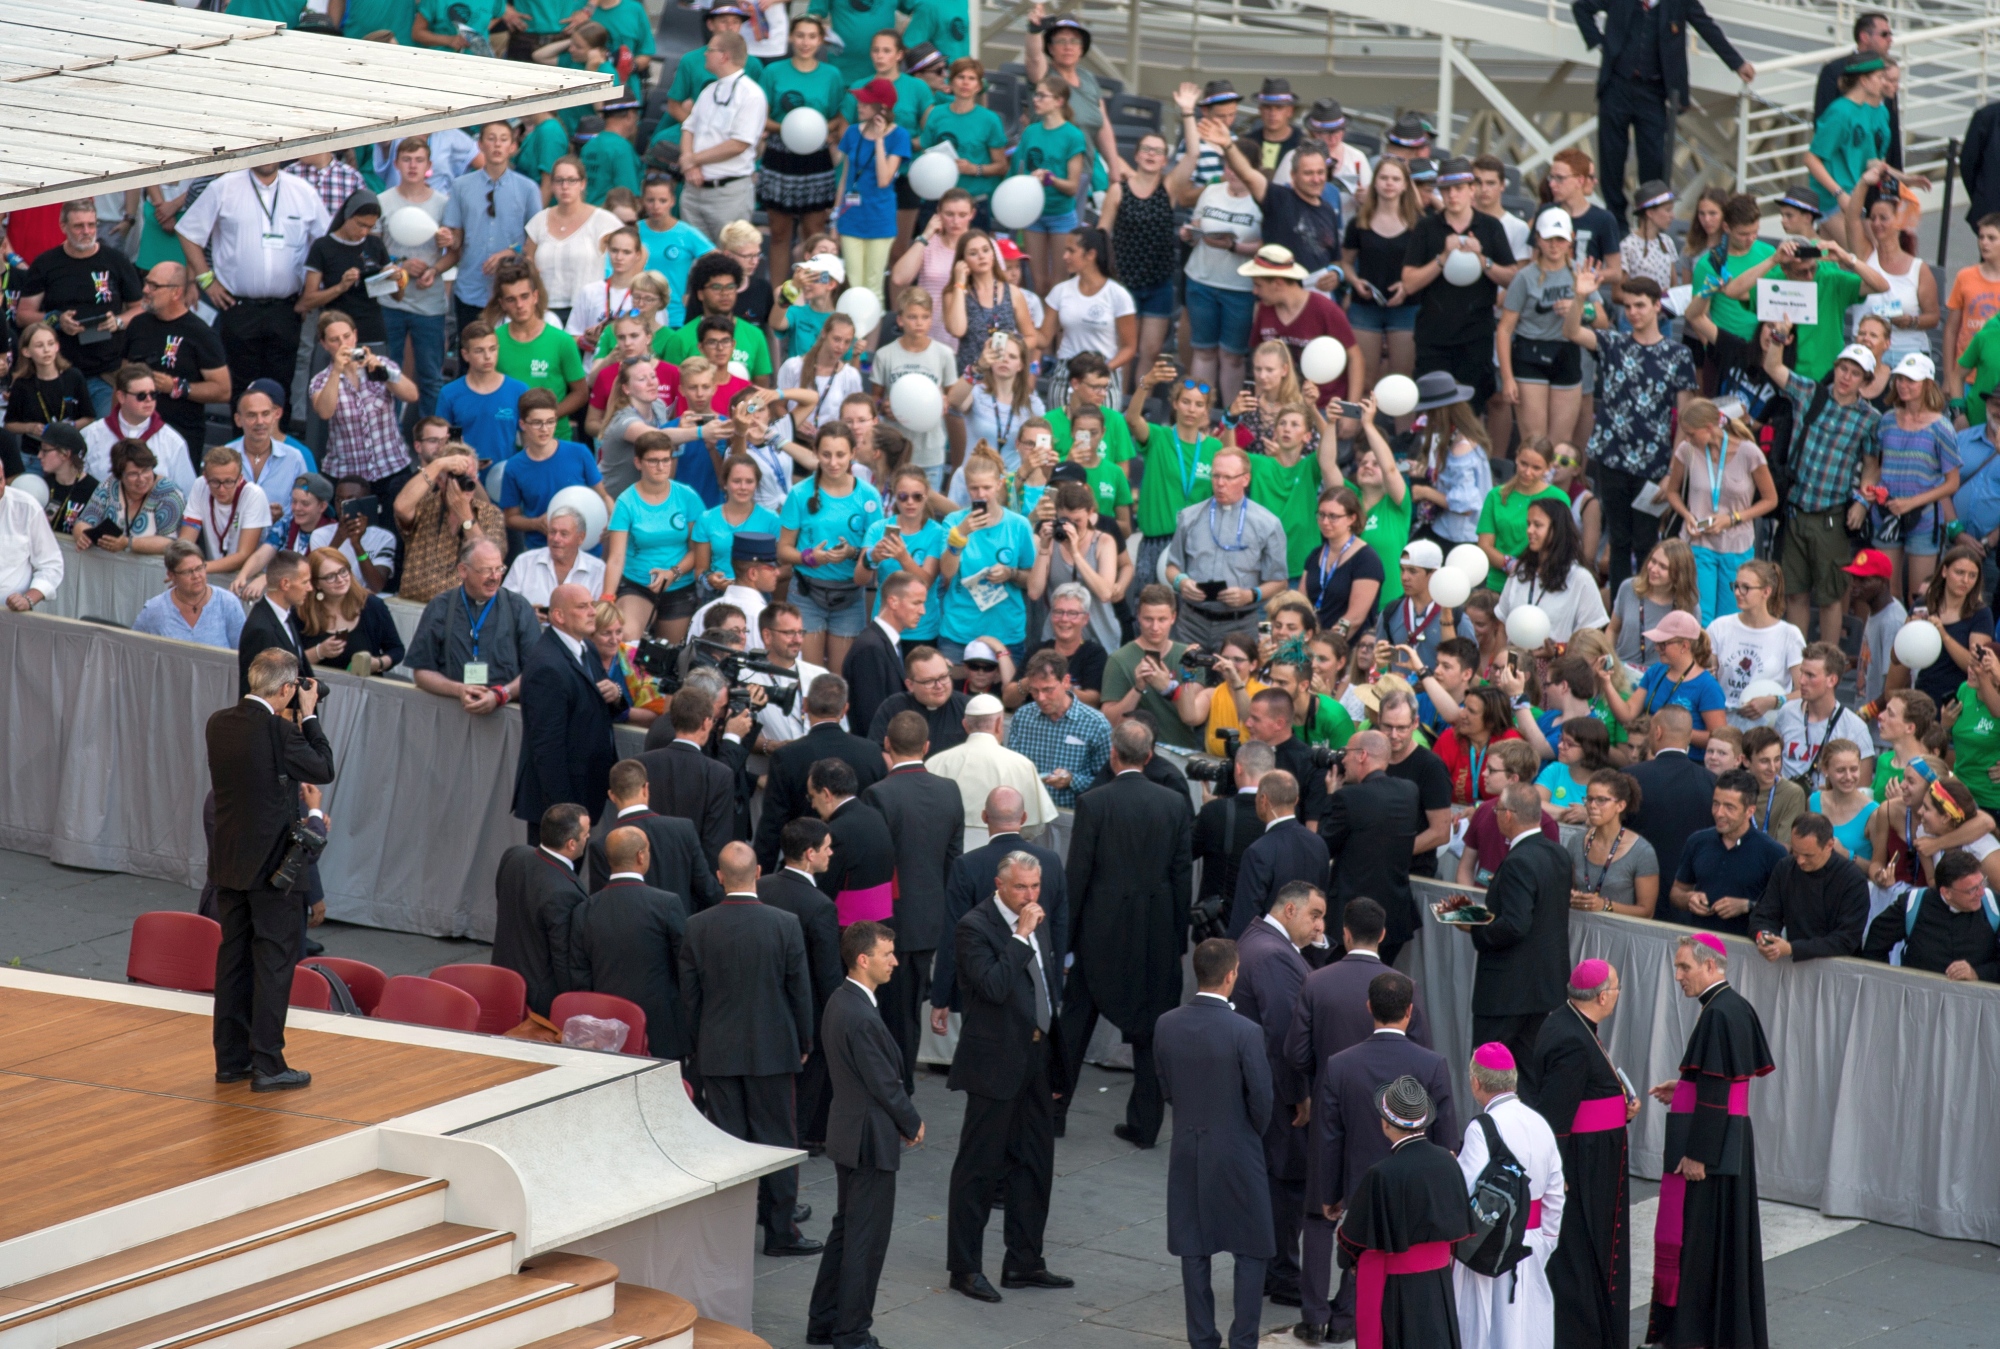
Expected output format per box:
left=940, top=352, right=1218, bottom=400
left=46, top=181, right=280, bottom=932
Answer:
left=1028, top=483, right=1127, bottom=655
left=1191, top=738, right=1273, bottom=939
left=1244, top=686, right=1337, bottom=833
left=206, top=647, right=334, bottom=1093
left=307, top=310, right=418, bottom=489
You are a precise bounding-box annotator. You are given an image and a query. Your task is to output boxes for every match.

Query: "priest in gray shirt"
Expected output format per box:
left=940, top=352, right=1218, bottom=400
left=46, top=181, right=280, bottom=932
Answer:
left=1162, top=447, right=1291, bottom=649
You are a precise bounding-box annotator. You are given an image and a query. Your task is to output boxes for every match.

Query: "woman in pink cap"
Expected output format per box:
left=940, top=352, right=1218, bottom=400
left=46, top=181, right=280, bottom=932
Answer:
left=1603, top=609, right=1728, bottom=748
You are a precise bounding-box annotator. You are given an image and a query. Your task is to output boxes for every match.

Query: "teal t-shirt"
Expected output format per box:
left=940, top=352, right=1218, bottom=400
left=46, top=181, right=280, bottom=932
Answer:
left=759, top=59, right=849, bottom=127
left=899, top=0, right=972, bottom=61
left=805, top=0, right=882, bottom=84
left=610, top=481, right=706, bottom=586
left=862, top=518, right=947, bottom=639
left=585, top=0, right=657, bottom=57
left=516, top=117, right=571, bottom=186
left=787, top=304, right=834, bottom=355
left=557, top=54, right=630, bottom=131
left=512, top=0, right=572, bottom=28
left=581, top=131, right=645, bottom=206
left=1809, top=97, right=1892, bottom=214
left=842, top=73, right=936, bottom=135
left=922, top=102, right=1008, bottom=199
left=1013, top=119, right=1091, bottom=214
left=418, top=0, right=505, bottom=42
left=228, top=0, right=306, bottom=23
left=343, top=0, right=416, bottom=42
left=940, top=506, right=1035, bottom=645
left=635, top=219, right=712, bottom=327
left=695, top=503, right=783, bottom=580
left=780, top=477, right=886, bottom=581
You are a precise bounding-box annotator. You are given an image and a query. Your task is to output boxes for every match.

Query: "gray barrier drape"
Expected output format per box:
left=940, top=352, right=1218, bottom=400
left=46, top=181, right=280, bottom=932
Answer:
left=1406, top=881, right=2000, bottom=1246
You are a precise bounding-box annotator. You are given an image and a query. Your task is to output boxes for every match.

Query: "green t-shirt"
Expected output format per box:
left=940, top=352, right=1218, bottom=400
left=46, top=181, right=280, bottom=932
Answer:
left=1473, top=482, right=1570, bottom=590
left=1693, top=240, right=1777, bottom=341
left=496, top=320, right=587, bottom=438
left=1359, top=488, right=1413, bottom=607
left=1249, top=451, right=1323, bottom=578
left=581, top=131, right=644, bottom=206
left=1808, top=97, right=1892, bottom=214
left=1793, top=261, right=1866, bottom=381
left=1588, top=695, right=1630, bottom=747
left=841, top=73, right=936, bottom=135
left=1013, top=119, right=1092, bottom=214
left=227, top=0, right=306, bottom=22
left=899, top=0, right=972, bottom=60
left=1960, top=313, right=2000, bottom=404
left=806, top=0, right=883, bottom=84
left=1956, top=679, right=2000, bottom=809
left=516, top=117, right=571, bottom=186
left=1136, top=422, right=1218, bottom=538
left=653, top=315, right=775, bottom=379
left=418, top=0, right=505, bottom=42
left=759, top=58, right=849, bottom=128
left=1102, top=640, right=1203, bottom=750
left=557, top=53, right=631, bottom=131
left=584, top=0, right=657, bottom=57
left=1049, top=405, right=1135, bottom=463
left=1300, top=693, right=1356, bottom=750
left=342, top=0, right=416, bottom=42
left=921, top=102, right=1009, bottom=199
left=1078, top=458, right=1132, bottom=522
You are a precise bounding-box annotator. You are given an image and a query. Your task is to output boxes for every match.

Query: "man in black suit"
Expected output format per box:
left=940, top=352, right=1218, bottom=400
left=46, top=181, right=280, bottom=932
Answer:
left=862, top=709, right=964, bottom=1090
left=1459, top=782, right=1574, bottom=1089
left=1232, top=770, right=1331, bottom=939
left=843, top=570, right=925, bottom=738
left=1321, top=730, right=1424, bottom=964
left=492, top=803, right=591, bottom=1017
left=1626, top=705, right=1716, bottom=908
left=236, top=550, right=312, bottom=698
left=946, top=849, right=1073, bottom=1303
left=587, top=760, right=724, bottom=909
left=1574, top=0, right=1752, bottom=220
left=513, top=584, right=627, bottom=841
left=865, top=644, right=970, bottom=751
left=207, top=647, right=334, bottom=1092
left=681, top=842, right=822, bottom=1257
left=1198, top=740, right=1274, bottom=939
left=761, top=817, right=845, bottom=1147
left=1061, top=719, right=1194, bottom=1148
left=1246, top=688, right=1331, bottom=831
left=756, top=674, right=886, bottom=870
left=929, top=787, right=1068, bottom=1031
left=568, top=825, right=690, bottom=1058
left=638, top=685, right=741, bottom=867
left=809, top=758, right=897, bottom=913
left=807, top=921, right=925, bottom=1349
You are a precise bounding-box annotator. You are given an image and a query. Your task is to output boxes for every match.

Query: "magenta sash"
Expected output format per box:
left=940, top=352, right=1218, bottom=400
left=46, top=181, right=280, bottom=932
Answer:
left=1667, top=1078, right=1751, bottom=1115
left=1571, top=1095, right=1629, bottom=1133
left=1526, top=1198, right=1543, bottom=1230
left=836, top=881, right=894, bottom=925
left=1357, top=1240, right=1452, bottom=1349
left=1653, top=1173, right=1686, bottom=1307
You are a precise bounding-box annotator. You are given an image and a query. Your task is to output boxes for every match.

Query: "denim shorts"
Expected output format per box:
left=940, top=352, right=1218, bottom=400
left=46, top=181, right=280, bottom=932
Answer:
left=1127, top=278, right=1177, bottom=319
left=1346, top=298, right=1418, bottom=333
left=1185, top=279, right=1257, bottom=355
left=1027, top=207, right=1080, bottom=234
left=789, top=574, right=869, bottom=636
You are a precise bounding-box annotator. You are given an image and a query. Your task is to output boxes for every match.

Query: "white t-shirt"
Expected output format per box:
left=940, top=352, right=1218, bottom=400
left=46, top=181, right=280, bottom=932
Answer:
left=777, top=356, right=864, bottom=434
left=524, top=207, right=624, bottom=310
left=1491, top=210, right=1532, bottom=264
left=1773, top=701, right=1876, bottom=789
left=1706, top=613, right=1806, bottom=728
left=183, top=480, right=273, bottom=561
left=1494, top=562, right=1609, bottom=642
left=1045, top=275, right=1136, bottom=363
left=307, top=520, right=399, bottom=574
left=82, top=418, right=196, bottom=496
left=872, top=338, right=961, bottom=468
left=1183, top=182, right=1262, bottom=292
left=566, top=279, right=638, bottom=339
left=744, top=0, right=790, bottom=59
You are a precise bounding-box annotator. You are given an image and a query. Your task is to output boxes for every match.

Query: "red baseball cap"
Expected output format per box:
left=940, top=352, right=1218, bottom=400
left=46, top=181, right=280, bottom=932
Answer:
left=994, top=236, right=1026, bottom=263
left=1843, top=548, right=1893, bottom=579
left=855, top=78, right=899, bottom=106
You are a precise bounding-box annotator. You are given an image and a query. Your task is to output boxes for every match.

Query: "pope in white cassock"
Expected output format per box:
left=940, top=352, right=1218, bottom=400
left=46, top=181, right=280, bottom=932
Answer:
left=1454, top=1041, right=1565, bottom=1349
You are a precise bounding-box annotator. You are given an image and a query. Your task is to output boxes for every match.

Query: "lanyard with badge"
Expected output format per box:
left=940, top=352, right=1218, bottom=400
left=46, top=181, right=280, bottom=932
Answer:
left=461, top=589, right=497, bottom=685
left=254, top=179, right=286, bottom=252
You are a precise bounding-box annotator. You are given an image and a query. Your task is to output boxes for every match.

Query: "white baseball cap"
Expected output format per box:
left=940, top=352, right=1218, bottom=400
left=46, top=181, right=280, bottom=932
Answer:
left=798, top=254, right=846, bottom=284
left=1533, top=209, right=1574, bottom=241
left=1400, top=539, right=1445, bottom=570
left=1835, top=343, right=1878, bottom=375
left=1892, top=351, right=1937, bottom=382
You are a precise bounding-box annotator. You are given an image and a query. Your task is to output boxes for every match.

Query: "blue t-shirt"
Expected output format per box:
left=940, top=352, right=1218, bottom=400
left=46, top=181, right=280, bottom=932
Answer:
left=1639, top=663, right=1728, bottom=721
left=635, top=219, right=713, bottom=327
left=1535, top=759, right=1591, bottom=810
left=1674, top=826, right=1788, bottom=935
left=780, top=476, right=885, bottom=582
left=672, top=435, right=725, bottom=509
left=861, top=517, right=946, bottom=640
left=695, top=502, right=783, bottom=580
left=498, top=440, right=601, bottom=548
left=836, top=125, right=912, bottom=241
left=610, top=481, right=705, bottom=587
left=436, top=375, right=528, bottom=465
left=940, top=506, right=1035, bottom=645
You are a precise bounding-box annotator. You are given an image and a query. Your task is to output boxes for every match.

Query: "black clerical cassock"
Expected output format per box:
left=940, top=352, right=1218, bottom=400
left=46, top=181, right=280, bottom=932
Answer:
left=1646, top=978, right=1774, bottom=1349
left=1526, top=999, right=1631, bottom=1349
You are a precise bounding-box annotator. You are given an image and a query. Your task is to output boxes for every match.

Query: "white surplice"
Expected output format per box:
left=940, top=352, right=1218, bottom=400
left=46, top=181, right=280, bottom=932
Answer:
left=1453, top=1092, right=1566, bottom=1349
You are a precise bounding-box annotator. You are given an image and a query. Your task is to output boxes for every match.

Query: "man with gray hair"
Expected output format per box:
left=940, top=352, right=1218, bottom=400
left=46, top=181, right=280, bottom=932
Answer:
left=927, top=693, right=1059, bottom=850
left=502, top=504, right=606, bottom=616
left=1161, top=446, right=1289, bottom=648
left=406, top=537, right=543, bottom=714
left=931, top=787, right=1069, bottom=1034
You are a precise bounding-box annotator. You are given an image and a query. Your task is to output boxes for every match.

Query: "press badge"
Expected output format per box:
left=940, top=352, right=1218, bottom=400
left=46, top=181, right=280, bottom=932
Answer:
left=261, top=230, right=287, bottom=251
left=463, top=661, right=489, bottom=685
left=842, top=191, right=863, bottom=212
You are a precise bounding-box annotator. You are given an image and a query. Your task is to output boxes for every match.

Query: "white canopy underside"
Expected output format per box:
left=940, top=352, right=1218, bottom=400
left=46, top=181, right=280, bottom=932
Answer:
left=0, top=0, right=615, bottom=212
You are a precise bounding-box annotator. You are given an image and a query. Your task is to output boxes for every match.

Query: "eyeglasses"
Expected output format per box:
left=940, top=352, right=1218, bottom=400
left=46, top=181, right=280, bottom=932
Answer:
left=464, top=565, right=507, bottom=578
left=170, top=563, right=206, bottom=578
left=551, top=175, right=584, bottom=186
left=894, top=491, right=927, bottom=503
left=317, top=567, right=351, bottom=583
left=704, top=279, right=740, bottom=292
left=1585, top=794, right=1617, bottom=806
left=1732, top=579, right=1764, bottom=591
left=910, top=673, right=952, bottom=687
left=521, top=417, right=558, bottom=430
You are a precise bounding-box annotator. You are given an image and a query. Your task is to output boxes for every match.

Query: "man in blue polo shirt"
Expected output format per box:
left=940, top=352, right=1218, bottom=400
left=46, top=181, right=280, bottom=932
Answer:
left=1952, top=388, right=2000, bottom=550
left=1669, top=768, right=1787, bottom=935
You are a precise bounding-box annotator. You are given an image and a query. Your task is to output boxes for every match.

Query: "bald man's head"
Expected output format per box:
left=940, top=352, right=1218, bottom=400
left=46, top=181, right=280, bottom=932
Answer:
left=984, top=786, right=1027, bottom=831
left=718, top=840, right=759, bottom=892
left=606, top=825, right=650, bottom=874
left=548, top=582, right=599, bottom=639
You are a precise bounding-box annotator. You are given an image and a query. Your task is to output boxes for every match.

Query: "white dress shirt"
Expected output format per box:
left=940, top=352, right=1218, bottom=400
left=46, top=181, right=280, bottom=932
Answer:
left=845, top=976, right=879, bottom=1007
left=691, top=583, right=769, bottom=650
left=0, top=487, right=64, bottom=601
left=618, top=802, right=649, bottom=819
left=994, top=895, right=1051, bottom=984
left=552, top=625, right=588, bottom=666
left=176, top=169, right=331, bottom=298
left=686, top=69, right=768, bottom=180
left=504, top=547, right=608, bottom=610
left=540, top=845, right=577, bottom=870
left=750, top=654, right=835, bottom=744
left=609, top=871, right=646, bottom=883
left=83, top=416, right=196, bottom=495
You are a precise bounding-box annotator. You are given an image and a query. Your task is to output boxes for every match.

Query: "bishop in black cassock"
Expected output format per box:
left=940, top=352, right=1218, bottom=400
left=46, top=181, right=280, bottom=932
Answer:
left=1646, top=933, right=1773, bottom=1349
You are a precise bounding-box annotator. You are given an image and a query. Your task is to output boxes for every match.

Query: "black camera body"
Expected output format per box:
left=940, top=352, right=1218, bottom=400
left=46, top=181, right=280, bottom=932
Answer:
left=268, top=816, right=328, bottom=893
left=1185, top=727, right=1241, bottom=785
left=1306, top=744, right=1343, bottom=773
left=1180, top=648, right=1221, bottom=671
left=631, top=636, right=801, bottom=717
left=363, top=360, right=389, bottom=383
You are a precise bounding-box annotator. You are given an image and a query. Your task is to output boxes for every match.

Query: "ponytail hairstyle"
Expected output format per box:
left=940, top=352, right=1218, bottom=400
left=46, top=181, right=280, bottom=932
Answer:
left=1037, top=75, right=1074, bottom=122
left=808, top=422, right=855, bottom=514
left=803, top=311, right=858, bottom=374
left=1739, top=558, right=1786, bottom=619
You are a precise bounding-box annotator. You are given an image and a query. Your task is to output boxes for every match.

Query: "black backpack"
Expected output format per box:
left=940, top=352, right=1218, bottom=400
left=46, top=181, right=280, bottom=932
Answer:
left=1453, top=1114, right=1533, bottom=1281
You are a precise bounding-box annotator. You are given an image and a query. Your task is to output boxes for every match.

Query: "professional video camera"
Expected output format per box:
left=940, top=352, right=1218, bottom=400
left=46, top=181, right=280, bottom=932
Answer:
left=632, top=635, right=803, bottom=717
left=1185, top=727, right=1240, bottom=785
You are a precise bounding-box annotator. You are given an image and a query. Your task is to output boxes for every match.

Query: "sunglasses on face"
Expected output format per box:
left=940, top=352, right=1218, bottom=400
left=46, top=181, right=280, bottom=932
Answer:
left=125, top=389, right=157, bottom=401
left=894, top=491, right=927, bottom=503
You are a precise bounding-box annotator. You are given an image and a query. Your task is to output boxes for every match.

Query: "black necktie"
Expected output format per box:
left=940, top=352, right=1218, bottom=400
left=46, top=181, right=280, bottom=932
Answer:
left=286, top=610, right=305, bottom=655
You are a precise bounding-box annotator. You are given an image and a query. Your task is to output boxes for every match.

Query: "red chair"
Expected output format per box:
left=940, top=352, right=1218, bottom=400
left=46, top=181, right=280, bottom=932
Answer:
left=374, top=976, right=481, bottom=1033
left=127, top=912, right=222, bottom=993
left=289, top=965, right=332, bottom=1011
left=430, top=964, right=527, bottom=1035
left=307, top=957, right=387, bottom=1015
left=550, top=991, right=649, bottom=1055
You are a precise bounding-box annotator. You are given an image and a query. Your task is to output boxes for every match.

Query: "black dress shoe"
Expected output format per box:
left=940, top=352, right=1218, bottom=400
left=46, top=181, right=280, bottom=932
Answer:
left=1112, top=1124, right=1155, bottom=1149
left=214, top=1068, right=253, bottom=1084
left=1323, top=1317, right=1356, bottom=1343
left=302, top=937, right=325, bottom=957
left=1267, top=1287, right=1302, bottom=1307
left=763, top=1234, right=824, bottom=1257
left=1291, top=1321, right=1328, bottom=1345
left=1000, top=1268, right=1074, bottom=1290
left=252, top=1068, right=311, bottom=1092
left=804, top=1332, right=833, bottom=1345
left=793, top=1202, right=812, bottom=1223
left=949, top=1272, right=1002, bottom=1303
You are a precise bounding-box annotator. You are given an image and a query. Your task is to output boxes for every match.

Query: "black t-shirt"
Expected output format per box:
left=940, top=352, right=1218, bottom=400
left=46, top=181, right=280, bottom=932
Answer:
left=1263, top=186, right=1342, bottom=275
left=1405, top=210, right=1516, bottom=341
left=735, top=275, right=775, bottom=329
left=1029, top=636, right=1108, bottom=692
left=6, top=368, right=91, bottom=449
left=123, top=311, right=228, bottom=452
left=1303, top=538, right=1386, bottom=633
left=18, top=245, right=145, bottom=376
left=1342, top=220, right=1411, bottom=299
left=44, top=473, right=99, bottom=533
left=304, top=232, right=394, bottom=343
left=1567, top=204, right=1621, bottom=266
left=1385, top=745, right=1453, bottom=877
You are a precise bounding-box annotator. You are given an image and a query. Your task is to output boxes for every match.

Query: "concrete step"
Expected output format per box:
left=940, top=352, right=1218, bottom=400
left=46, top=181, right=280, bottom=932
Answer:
left=283, top=1254, right=622, bottom=1349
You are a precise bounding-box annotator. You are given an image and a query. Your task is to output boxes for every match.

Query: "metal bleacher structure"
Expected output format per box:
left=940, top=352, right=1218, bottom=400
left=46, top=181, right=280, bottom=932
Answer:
left=968, top=0, right=2000, bottom=214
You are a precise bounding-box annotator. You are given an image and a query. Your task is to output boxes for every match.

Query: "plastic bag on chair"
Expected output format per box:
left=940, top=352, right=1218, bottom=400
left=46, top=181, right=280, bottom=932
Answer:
left=561, top=1014, right=630, bottom=1051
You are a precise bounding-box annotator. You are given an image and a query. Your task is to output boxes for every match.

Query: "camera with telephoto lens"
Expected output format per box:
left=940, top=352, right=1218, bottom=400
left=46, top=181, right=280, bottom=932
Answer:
left=268, top=816, right=328, bottom=893
left=1185, top=727, right=1241, bottom=785
left=632, top=636, right=801, bottom=717
left=1180, top=647, right=1221, bottom=671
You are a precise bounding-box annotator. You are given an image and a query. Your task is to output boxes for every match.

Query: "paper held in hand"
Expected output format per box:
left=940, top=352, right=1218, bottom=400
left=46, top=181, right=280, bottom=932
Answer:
left=1756, top=279, right=1819, bottom=327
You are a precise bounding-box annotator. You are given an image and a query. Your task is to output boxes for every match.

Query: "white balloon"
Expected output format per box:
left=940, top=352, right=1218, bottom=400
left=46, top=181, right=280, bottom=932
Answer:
left=781, top=107, right=828, bottom=155
left=1446, top=543, right=1491, bottom=585
left=1426, top=565, right=1471, bottom=610
left=1443, top=249, right=1485, bottom=286
left=908, top=149, right=960, bottom=200
left=1894, top=620, right=1944, bottom=671
left=1300, top=336, right=1348, bottom=386
left=889, top=377, right=944, bottom=433
left=8, top=476, right=48, bottom=509
left=549, top=484, right=609, bottom=552
left=835, top=285, right=883, bottom=336
left=1505, top=604, right=1552, bottom=651
left=1740, top=678, right=1788, bottom=705
left=1374, top=373, right=1420, bottom=418
left=386, top=207, right=437, bottom=249
left=991, top=175, right=1047, bottom=231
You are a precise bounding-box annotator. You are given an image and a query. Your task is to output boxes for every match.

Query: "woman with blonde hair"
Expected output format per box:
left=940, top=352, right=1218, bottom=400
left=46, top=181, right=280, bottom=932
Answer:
left=1869, top=351, right=1961, bottom=601
left=1707, top=557, right=1804, bottom=730
left=593, top=600, right=662, bottom=727
left=947, top=329, right=1044, bottom=471
left=1228, top=340, right=1325, bottom=457
left=296, top=545, right=404, bottom=674
left=776, top=311, right=864, bottom=436
left=1610, top=537, right=1699, bottom=667
left=1662, top=397, right=1778, bottom=620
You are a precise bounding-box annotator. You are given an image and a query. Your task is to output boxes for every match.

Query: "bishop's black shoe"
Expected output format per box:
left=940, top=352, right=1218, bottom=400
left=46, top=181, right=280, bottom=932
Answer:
left=949, top=1272, right=1002, bottom=1303
left=763, top=1233, right=823, bottom=1257
left=1000, top=1268, right=1074, bottom=1290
